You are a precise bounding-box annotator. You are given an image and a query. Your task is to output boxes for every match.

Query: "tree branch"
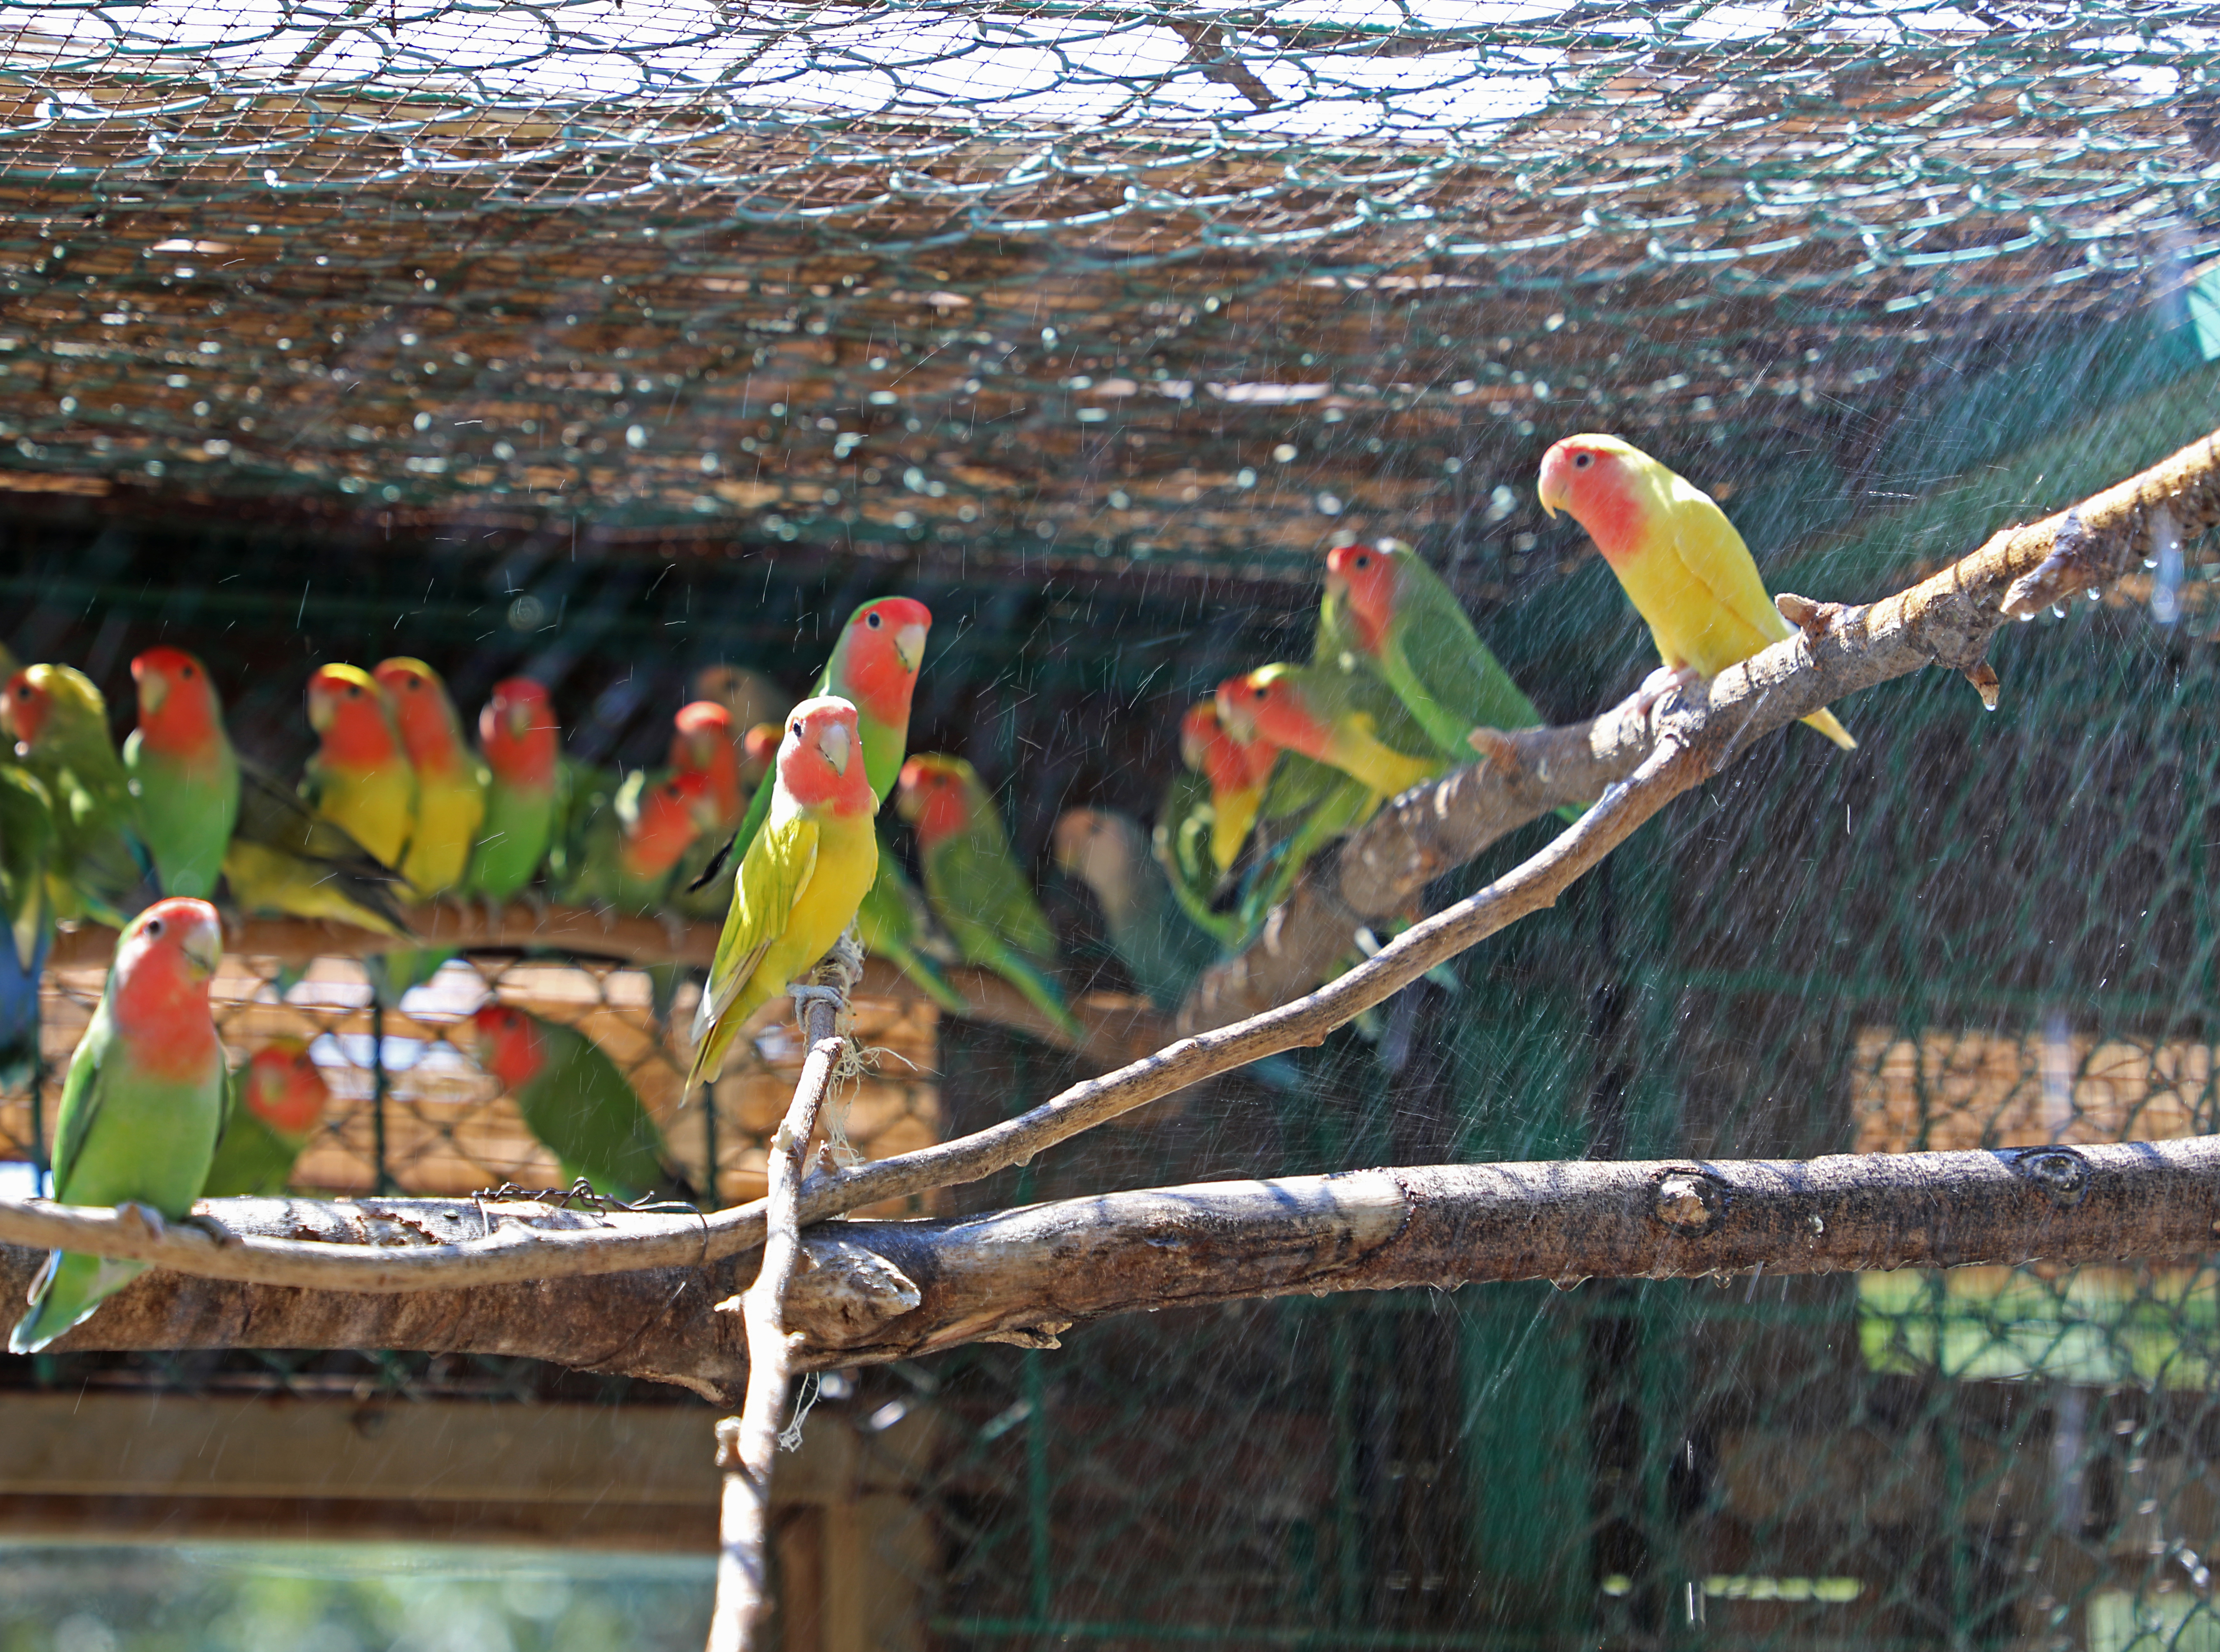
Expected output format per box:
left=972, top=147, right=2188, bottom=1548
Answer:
left=710, top=941, right=855, bottom=1652
left=5, top=426, right=2212, bottom=1299
left=15, top=1139, right=2218, bottom=1379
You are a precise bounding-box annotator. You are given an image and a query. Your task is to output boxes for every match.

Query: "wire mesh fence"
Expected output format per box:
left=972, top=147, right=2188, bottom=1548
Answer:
left=0, top=942, right=941, bottom=1208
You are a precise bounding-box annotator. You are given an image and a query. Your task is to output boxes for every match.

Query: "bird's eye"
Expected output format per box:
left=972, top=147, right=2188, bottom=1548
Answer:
left=790, top=720, right=803, bottom=738
left=1574, top=452, right=1593, bottom=470
left=180, top=665, right=194, bottom=678
left=866, top=611, right=883, bottom=628
left=346, top=684, right=360, bottom=697
left=146, top=919, right=163, bottom=936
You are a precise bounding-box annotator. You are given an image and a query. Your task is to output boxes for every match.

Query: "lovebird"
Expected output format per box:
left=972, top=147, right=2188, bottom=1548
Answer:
left=855, top=832, right=970, bottom=1014
left=10, top=897, right=227, bottom=1354
left=0, top=763, right=55, bottom=1087
left=1322, top=541, right=1548, bottom=757
left=1151, top=768, right=1243, bottom=948
left=740, top=722, right=780, bottom=791
left=202, top=1038, right=330, bottom=1197
left=558, top=768, right=716, bottom=918
left=668, top=700, right=747, bottom=922
left=896, top=753, right=1082, bottom=1045
left=467, top=677, right=560, bottom=905
left=1054, top=807, right=1221, bottom=1011
left=1216, top=663, right=1445, bottom=801
left=699, top=596, right=931, bottom=884
left=1179, top=701, right=1279, bottom=876
left=1537, top=432, right=1857, bottom=749
left=302, top=664, right=417, bottom=873
left=472, top=1003, right=670, bottom=1199
left=224, top=766, right=414, bottom=937
left=124, top=647, right=241, bottom=901
left=373, top=658, right=486, bottom=900
left=688, top=697, right=881, bottom=1089
left=2, top=664, right=157, bottom=927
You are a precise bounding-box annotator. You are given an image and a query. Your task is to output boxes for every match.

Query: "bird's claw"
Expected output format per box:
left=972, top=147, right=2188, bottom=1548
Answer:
left=184, top=1209, right=242, bottom=1246
left=1962, top=661, right=2002, bottom=710
left=115, top=1202, right=167, bottom=1241
left=1774, top=591, right=1845, bottom=643
left=1465, top=726, right=1523, bottom=777
left=1632, top=665, right=1701, bottom=719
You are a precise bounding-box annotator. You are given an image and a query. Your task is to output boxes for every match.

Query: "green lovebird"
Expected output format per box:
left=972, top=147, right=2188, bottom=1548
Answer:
left=466, top=678, right=561, bottom=904
left=225, top=766, right=414, bottom=936
left=302, top=663, right=417, bottom=876
left=855, top=826, right=970, bottom=1014
left=1321, top=540, right=1547, bottom=757
left=373, top=657, right=486, bottom=901
left=10, top=897, right=227, bottom=1354
left=2, top=664, right=157, bottom=927
left=896, top=754, right=1082, bottom=1045
left=1053, top=808, right=1221, bottom=1012
left=556, top=768, right=716, bottom=918
left=1150, top=767, right=1242, bottom=949
left=202, top=1038, right=330, bottom=1197
left=688, top=698, right=881, bottom=1090
left=1324, top=540, right=1584, bottom=822
left=124, top=647, right=241, bottom=901
left=706, top=598, right=932, bottom=881
left=471, top=1004, right=671, bottom=1200
left=0, top=761, right=56, bottom=1087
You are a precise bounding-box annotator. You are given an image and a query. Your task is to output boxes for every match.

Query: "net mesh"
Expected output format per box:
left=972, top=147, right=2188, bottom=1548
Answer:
left=0, top=0, right=2214, bottom=570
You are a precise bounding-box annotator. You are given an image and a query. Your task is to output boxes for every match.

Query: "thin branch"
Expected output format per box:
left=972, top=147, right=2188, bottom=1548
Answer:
left=709, top=937, right=857, bottom=1652
left=21, top=1139, right=2220, bottom=1378
left=3, top=425, right=2213, bottom=1296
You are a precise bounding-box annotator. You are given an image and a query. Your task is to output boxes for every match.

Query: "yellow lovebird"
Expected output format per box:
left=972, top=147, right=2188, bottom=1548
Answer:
left=1537, top=433, right=1855, bottom=750
left=686, top=696, right=879, bottom=1090
left=302, top=663, right=418, bottom=869
left=373, top=657, right=487, bottom=899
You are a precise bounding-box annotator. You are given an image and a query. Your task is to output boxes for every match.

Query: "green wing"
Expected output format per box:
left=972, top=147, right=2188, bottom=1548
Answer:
left=697, top=802, right=819, bottom=1039
left=48, top=1010, right=113, bottom=1200
left=528, top=1020, right=667, bottom=1198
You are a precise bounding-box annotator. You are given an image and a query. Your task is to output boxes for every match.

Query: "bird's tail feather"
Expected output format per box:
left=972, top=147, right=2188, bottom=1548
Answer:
left=1802, top=708, right=1858, bottom=750
left=986, top=947, right=1085, bottom=1045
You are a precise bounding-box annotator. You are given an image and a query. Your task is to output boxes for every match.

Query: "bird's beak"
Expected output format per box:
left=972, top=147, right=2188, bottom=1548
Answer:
left=183, top=920, right=223, bottom=979
left=817, top=719, right=853, bottom=776
left=138, top=671, right=170, bottom=717
left=306, top=689, right=333, bottom=733
left=894, top=622, right=927, bottom=674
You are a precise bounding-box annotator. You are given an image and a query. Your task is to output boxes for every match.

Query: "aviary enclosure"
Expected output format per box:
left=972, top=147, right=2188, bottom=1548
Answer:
left=0, top=1, right=2218, bottom=1647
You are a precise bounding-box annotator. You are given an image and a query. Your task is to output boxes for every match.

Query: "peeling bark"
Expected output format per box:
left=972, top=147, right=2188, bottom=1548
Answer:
left=12, top=1139, right=2216, bottom=1382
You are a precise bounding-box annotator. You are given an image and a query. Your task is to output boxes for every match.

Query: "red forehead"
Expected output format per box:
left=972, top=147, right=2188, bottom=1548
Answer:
left=675, top=701, right=731, bottom=738
left=134, top=646, right=202, bottom=679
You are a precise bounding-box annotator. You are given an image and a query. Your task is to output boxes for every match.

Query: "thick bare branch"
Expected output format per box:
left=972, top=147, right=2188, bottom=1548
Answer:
left=16, top=1139, right=2218, bottom=1376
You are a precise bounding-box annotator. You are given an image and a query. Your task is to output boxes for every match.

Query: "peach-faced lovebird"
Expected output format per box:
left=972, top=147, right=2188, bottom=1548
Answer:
left=201, top=1038, right=330, bottom=1197
left=373, top=658, right=486, bottom=899
left=2, top=664, right=157, bottom=927
left=1179, top=701, right=1279, bottom=876
left=467, top=677, right=560, bottom=905
left=472, top=1004, right=670, bottom=1199
left=9, top=897, right=226, bottom=1353
left=740, top=722, right=780, bottom=791
left=1537, top=432, right=1856, bottom=749
left=1151, top=769, right=1242, bottom=948
left=225, top=767, right=414, bottom=937
left=559, top=769, right=716, bottom=918
left=698, top=597, right=930, bottom=886
left=1322, top=541, right=1547, bottom=757
left=302, top=664, right=417, bottom=872
left=0, top=762, right=54, bottom=1086
left=1216, top=663, right=1444, bottom=802
left=897, top=753, right=1082, bottom=1044
left=669, top=700, right=747, bottom=921
left=124, top=647, right=240, bottom=901
left=688, top=697, right=880, bottom=1088
left=1054, top=807, right=1219, bottom=1011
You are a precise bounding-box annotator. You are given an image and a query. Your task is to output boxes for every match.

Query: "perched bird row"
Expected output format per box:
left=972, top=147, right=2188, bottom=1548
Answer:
left=6, top=431, right=1859, bottom=1352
